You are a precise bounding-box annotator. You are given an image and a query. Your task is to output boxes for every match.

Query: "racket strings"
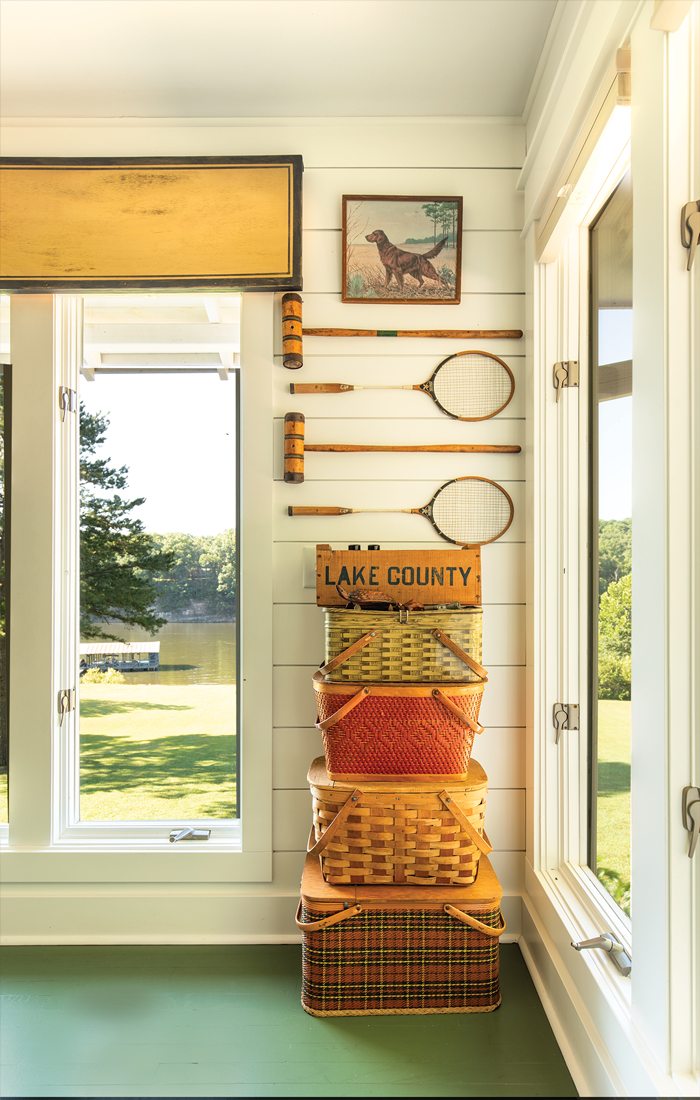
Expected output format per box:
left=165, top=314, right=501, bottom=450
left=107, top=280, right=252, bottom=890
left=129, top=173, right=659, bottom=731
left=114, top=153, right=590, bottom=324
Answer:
left=431, top=479, right=512, bottom=544
left=432, top=354, right=513, bottom=420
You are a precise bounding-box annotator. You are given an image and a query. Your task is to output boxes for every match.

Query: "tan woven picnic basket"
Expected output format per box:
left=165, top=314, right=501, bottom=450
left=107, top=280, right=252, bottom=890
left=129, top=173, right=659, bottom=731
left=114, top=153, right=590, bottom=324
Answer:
left=322, top=607, right=485, bottom=684
left=308, top=756, right=491, bottom=886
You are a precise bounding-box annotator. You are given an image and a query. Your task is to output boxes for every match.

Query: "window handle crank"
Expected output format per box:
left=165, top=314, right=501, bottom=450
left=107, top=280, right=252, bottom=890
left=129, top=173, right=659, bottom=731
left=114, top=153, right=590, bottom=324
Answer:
left=169, top=827, right=194, bottom=843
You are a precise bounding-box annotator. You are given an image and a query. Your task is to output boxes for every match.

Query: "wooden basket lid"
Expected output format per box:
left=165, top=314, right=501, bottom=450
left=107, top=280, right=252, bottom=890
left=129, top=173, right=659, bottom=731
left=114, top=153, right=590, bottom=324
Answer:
left=307, top=754, right=487, bottom=793
left=300, top=848, right=502, bottom=909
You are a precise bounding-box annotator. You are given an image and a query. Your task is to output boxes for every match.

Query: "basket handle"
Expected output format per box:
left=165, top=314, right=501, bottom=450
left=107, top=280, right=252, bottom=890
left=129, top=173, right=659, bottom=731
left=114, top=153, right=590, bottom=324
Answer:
left=432, top=687, right=485, bottom=735
left=295, top=899, right=362, bottom=931
left=432, top=629, right=488, bottom=682
left=317, top=631, right=379, bottom=677
left=438, top=792, right=492, bottom=856
left=314, top=685, right=370, bottom=731
left=444, top=904, right=506, bottom=937
left=306, top=793, right=363, bottom=857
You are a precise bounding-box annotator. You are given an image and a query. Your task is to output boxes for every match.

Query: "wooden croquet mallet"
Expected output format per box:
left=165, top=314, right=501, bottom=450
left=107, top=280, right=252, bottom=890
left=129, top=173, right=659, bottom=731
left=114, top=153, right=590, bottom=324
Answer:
left=282, top=293, right=304, bottom=369
left=283, top=412, right=521, bottom=483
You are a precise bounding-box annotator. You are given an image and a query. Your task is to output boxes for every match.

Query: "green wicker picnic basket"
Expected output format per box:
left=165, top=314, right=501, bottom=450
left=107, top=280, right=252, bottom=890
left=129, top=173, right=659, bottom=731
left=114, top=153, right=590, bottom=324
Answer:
left=322, top=607, right=485, bottom=684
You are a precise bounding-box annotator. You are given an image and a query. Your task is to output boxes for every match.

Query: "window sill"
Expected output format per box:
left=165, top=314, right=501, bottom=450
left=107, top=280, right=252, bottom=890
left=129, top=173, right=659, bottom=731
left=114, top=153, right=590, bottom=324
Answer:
left=0, top=845, right=273, bottom=884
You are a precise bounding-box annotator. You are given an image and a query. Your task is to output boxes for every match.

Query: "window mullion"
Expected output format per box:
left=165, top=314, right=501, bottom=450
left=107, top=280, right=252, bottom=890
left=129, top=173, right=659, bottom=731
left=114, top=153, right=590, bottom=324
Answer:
left=7, top=295, right=81, bottom=848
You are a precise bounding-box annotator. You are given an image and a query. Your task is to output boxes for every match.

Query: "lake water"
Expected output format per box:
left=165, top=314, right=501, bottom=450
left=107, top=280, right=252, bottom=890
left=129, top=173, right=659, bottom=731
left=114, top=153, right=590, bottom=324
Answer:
left=84, top=621, right=237, bottom=686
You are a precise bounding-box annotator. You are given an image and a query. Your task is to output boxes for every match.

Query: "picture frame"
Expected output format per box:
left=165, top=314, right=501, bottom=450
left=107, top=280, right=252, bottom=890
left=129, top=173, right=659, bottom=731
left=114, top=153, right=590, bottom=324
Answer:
left=342, top=194, right=463, bottom=305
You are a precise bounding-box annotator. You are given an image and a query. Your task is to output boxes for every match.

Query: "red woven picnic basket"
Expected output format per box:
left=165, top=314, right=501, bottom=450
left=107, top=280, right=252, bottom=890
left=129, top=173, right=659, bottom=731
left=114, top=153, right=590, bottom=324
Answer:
left=313, top=669, right=485, bottom=780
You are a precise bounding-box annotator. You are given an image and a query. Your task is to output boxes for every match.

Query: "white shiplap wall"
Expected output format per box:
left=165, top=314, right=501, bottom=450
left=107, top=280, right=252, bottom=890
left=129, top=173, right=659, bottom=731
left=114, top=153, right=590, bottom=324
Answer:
left=0, top=117, right=526, bottom=939
left=270, top=123, right=526, bottom=929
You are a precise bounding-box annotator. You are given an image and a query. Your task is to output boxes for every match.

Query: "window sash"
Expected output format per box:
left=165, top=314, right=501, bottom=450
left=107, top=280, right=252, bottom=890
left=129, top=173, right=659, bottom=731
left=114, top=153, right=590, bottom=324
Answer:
left=1, top=293, right=273, bottom=881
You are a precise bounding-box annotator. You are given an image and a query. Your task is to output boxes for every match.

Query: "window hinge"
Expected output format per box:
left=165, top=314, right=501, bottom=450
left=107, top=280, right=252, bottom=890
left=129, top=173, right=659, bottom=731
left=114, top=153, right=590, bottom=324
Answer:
left=682, top=786, right=700, bottom=858
left=681, top=200, right=700, bottom=271
left=571, top=934, right=631, bottom=976
left=58, top=386, right=77, bottom=422
left=57, top=688, right=75, bottom=726
left=553, top=701, right=579, bottom=744
left=553, top=360, right=579, bottom=402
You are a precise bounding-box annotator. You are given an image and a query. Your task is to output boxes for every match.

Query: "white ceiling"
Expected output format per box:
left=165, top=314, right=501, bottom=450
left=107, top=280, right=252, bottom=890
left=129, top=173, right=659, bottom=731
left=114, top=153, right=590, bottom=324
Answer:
left=0, top=0, right=557, bottom=119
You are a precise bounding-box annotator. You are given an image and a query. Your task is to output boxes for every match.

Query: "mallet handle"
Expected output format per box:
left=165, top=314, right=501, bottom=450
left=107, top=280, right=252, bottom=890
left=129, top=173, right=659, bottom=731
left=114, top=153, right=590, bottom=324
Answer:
left=304, top=443, right=521, bottom=454
left=302, top=327, right=523, bottom=339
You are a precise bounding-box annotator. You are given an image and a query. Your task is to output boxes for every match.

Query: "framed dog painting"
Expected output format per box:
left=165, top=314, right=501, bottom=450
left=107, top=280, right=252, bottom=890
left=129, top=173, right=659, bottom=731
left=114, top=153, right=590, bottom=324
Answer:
left=342, top=194, right=463, bottom=304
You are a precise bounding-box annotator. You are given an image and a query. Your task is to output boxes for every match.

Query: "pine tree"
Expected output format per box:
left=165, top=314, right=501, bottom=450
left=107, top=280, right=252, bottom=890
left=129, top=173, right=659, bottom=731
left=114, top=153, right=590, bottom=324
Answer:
left=80, top=404, right=174, bottom=640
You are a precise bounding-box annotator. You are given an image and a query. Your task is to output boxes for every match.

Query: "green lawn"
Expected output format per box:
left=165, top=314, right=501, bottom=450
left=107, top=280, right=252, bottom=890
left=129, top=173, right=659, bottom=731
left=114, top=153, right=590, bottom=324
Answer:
left=596, top=699, right=631, bottom=913
left=79, top=683, right=236, bottom=821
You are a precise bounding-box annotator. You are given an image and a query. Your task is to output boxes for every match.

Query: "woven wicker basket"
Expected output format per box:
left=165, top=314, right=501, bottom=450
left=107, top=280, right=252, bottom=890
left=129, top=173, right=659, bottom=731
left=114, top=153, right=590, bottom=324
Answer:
left=322, top=607, right=485, bottom=684
left=308, top=756, right=491, bottom=886
left=313, top=672, right=485, bottom=780
left=298, top=850, right=505, bottom=1016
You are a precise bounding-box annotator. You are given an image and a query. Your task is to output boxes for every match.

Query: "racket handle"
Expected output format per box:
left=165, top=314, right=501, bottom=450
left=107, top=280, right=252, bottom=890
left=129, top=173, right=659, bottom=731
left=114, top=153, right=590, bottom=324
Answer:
left=290, top=382, right=351, bottom=394
left=288, top=506, right=352, bottom=516
left=283, top=412, right=305, bottom=483
left=281, top=293, right=303, bottom=369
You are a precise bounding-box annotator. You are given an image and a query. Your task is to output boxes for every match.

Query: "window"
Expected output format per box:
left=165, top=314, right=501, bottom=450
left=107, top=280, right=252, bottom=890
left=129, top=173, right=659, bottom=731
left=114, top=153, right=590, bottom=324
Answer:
left=588, top=174, right=632, bottom=916
left=0, top=362, right=9, bottom=826
left=3, top=291, right=273, bottom=878
left=77, top=341, right=239, bottom=824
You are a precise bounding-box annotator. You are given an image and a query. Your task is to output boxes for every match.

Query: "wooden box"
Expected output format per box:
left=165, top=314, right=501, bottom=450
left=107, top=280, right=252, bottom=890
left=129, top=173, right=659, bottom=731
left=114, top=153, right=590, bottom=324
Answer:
left=316, top=545, right=481, bottom=608
left=297, top=850, right=505, bottom=1016
left=308, top=755, right=491, bottom=886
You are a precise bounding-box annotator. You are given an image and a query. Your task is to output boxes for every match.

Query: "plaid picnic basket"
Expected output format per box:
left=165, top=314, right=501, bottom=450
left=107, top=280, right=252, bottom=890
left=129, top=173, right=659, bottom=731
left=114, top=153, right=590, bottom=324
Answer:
left=308, top=755, right=491, bottom=886
left=322, top=607, right=485, bottom=684
left=297, top=849, right=505, bottom=1016
left=313, top=671, right=486, bottom=780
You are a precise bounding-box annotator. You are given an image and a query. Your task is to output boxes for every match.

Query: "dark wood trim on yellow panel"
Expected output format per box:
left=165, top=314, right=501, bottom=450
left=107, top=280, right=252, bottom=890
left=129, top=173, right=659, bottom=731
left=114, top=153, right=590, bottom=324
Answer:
left=0, top=155, right=303, bottom=291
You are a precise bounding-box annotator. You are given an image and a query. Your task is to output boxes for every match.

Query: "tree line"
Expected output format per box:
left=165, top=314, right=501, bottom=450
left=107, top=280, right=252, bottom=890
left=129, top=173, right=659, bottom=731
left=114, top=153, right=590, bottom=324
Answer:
left=597, top=518, right=631, bottom=700
left=80, top=404, right=235, bottom=641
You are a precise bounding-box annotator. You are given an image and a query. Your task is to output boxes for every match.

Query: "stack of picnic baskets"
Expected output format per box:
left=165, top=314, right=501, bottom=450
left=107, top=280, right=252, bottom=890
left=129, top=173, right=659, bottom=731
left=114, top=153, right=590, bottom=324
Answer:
left=297, top=545, right=506, bottom=1017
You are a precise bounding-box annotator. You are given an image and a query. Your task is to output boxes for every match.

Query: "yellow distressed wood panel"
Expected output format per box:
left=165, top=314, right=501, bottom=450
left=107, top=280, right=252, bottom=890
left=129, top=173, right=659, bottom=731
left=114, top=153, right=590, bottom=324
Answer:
left=0, top=157, right=302, bottom=288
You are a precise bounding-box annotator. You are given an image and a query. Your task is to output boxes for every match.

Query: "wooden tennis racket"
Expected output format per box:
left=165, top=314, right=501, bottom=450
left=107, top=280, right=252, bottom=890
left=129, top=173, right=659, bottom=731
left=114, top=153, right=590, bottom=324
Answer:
left=290, top=350, right=515, bottom=421
left=288, top=475, right=514, bottom=546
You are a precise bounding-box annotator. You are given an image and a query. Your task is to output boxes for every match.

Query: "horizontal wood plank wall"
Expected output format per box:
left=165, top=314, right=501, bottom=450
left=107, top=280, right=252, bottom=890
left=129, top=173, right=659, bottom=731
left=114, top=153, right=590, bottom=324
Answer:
left=0, top=117, right=525, bottom=941
left=271, top=123, right=526, bottom=931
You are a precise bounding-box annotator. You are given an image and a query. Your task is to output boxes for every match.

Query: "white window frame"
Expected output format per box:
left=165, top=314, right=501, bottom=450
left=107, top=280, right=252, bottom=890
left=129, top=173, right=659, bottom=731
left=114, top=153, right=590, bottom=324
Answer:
left=529, top=112, right=634, bottom=987
left=0, top=292, right=274, bottom=884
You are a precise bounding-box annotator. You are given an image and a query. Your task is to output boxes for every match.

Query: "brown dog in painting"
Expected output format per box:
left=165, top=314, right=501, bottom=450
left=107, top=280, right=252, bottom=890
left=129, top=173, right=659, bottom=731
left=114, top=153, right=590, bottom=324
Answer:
left=365, top=229, right=447, bottom=290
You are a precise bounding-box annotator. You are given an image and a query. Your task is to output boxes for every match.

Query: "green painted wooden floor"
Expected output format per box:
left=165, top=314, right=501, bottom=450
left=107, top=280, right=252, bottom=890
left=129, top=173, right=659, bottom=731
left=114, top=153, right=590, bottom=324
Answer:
left=0, top=945, right=577, bottom=1098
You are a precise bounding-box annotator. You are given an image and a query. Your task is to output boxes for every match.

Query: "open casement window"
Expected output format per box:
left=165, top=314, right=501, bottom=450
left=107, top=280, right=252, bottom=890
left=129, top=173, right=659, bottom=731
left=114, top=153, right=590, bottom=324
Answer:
left=4, top=293, right=273, bottom=881
left=531, top=103, right=633, bottom=967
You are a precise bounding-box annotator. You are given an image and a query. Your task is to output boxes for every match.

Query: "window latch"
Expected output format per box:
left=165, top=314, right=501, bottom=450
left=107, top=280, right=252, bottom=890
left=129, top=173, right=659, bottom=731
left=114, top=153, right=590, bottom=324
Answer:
left=680, top=200, right=700, bottom=271
left=553, top=360, right=579, bottom=403
left=553, top=702, right=579, bottom=744
left=58, top=386, right=77, bottom=422
left=57, top=688, right=75, bottom=726
left=169, top=827, right=211, bottom=843
left=571, top=934, right=631, bottom=976
left=682, top=786, right=700, bottom=858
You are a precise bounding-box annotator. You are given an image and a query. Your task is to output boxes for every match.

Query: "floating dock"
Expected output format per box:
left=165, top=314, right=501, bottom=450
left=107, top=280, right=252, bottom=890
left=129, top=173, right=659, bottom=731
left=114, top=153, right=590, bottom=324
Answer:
left=79, top=641, right=160, bottom=672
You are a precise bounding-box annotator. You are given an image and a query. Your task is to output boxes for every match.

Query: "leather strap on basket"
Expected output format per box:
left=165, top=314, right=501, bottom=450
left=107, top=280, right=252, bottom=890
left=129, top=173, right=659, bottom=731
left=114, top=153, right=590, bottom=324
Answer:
left=317, top=631, right=379, bottom=677
left=432, top=687, right=485, bottom=734
left=444, top=904, right=506, bottom=937
left=438, top=792, right=492, bottom=856
left=432, top=628, right=488, bottom=682
left=294, top=899, right=362, bottom=931
left=314, top=684, right=370, bottom=731
left=306, top=793, right=363, bottom=857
